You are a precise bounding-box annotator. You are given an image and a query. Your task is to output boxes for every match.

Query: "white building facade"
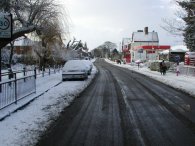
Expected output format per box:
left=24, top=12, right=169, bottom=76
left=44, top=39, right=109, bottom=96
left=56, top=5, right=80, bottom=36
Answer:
left=131, top=27, right=159, bottom=62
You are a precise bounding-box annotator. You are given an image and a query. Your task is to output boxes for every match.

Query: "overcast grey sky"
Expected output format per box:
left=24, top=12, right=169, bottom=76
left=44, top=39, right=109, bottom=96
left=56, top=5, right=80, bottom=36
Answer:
left=62, top=0, right=183, bottom=50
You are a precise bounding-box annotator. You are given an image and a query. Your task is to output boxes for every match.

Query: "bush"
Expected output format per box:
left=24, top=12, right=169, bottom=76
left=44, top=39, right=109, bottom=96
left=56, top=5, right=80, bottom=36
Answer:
left=149, top=61, right=171, bottom=71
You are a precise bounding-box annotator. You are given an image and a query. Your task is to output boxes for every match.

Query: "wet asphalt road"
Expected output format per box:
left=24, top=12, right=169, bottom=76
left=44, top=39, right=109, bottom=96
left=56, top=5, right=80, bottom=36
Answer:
left=36, top=58, right=195, bottom=146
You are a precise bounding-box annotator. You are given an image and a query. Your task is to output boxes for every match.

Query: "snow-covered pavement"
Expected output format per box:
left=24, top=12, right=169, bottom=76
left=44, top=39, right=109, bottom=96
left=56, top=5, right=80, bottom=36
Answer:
left=0, top=72, right=62, bottom=121
left=0, top=67, right=97, bottom=146
left=106, top=59, right=195, bottom=97
left=0, top=59, right=195, bottom=146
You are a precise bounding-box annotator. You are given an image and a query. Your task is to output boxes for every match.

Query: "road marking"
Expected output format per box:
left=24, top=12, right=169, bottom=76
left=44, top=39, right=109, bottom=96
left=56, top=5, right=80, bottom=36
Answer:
left=121, top=86, right=146, bottom=146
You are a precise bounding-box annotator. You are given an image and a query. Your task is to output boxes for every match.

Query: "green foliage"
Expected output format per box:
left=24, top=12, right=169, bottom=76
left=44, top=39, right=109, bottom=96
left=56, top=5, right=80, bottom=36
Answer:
left=112, top=48, right=119, bottom=54
left=178, top=0, right=195, bottom=51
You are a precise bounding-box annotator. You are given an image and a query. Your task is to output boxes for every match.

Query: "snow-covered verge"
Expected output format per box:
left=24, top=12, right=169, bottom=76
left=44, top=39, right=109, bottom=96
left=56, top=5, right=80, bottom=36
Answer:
left=0, top=66, right=97, bottom=146
left=106, top=59, right=195, bottom=98
left=1, top=58, right=195, bottom=146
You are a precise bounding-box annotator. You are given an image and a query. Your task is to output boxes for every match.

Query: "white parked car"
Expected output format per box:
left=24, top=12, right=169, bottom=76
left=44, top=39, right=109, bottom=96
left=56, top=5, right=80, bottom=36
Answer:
left=81, top=60, right=93, bottom=75
left=62, top=60, right=88, bottom=81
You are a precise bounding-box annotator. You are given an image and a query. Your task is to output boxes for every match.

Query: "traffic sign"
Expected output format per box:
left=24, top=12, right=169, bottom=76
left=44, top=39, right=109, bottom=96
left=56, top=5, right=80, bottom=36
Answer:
left=0, top=13, right=12, bottom=39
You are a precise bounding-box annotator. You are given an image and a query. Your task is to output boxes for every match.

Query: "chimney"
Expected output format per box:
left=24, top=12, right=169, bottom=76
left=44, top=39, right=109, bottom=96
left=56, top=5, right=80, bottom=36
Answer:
left=144, top=27, right=148, bottom=35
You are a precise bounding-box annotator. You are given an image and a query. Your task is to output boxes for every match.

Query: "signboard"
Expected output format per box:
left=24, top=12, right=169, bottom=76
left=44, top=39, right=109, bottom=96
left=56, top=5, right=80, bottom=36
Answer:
left=138, top=49, right=143, bottom=53
left=0, top=13, right=12, bottom=39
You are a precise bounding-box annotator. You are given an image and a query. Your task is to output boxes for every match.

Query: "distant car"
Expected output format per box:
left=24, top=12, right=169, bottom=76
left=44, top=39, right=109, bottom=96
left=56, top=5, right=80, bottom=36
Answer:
left=62, top=60, right=88, bottom=81
left=81, top=60, right=93, bottom=75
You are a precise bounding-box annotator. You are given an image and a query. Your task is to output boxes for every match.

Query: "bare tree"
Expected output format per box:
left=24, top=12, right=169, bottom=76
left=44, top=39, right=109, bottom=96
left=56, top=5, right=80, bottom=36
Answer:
left=33, top=18, right=65, bottom=70
left=161, top=0, right=186, bottom=36
left=33, top=42, right=50, bottom=71
left=0, top=0, right=69, bottom=49
left=161, top=18, right=185, bottom=36
left=161, top=0, right=195, bottom=51
left=93, top=41, right=117, bottom=58
left=63, top=38, right=84, bottom=60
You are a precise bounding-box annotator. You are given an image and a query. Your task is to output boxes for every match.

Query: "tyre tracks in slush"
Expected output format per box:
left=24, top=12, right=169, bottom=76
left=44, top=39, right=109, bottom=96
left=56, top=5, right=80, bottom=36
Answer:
left=36, top=59, right=195, bottom=146
left=104, top=60, right=195, bottom=146
left=37, top=59, right=123, bottom=146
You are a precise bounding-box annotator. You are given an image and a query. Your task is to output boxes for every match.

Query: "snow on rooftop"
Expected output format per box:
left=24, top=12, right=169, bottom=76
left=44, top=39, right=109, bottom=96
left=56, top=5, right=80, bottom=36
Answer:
left=7, top=37, right=34, bottom=46
left=132, top=31, right=158, bottom=42
left=160, top=45, right=189, bottom=54
left=170, top=45, right=189, bottom=52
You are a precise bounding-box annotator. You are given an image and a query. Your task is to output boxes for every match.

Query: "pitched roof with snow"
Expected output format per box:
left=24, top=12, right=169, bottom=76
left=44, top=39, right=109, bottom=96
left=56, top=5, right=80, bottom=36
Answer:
left=160, top=45, right=189, bottom=54
left=14, top=38, right=34, bottom=46
left=170, top=45, right=188, bottom=52
left=132, top=31, right=159, bottom=42
left=7, top=38, right=34, bottom=46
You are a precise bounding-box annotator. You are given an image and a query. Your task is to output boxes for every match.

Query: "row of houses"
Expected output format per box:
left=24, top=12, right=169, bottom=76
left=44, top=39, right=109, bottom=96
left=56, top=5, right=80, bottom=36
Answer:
left=3, top=37, right=90, bottom=59
left=121, top=27, right=170, bottom=63
left=6, top=38, right=34, bottom=55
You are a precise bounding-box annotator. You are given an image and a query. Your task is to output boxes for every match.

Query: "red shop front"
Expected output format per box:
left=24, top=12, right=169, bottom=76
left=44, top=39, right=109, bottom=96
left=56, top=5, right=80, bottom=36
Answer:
left=122, top=46, right=131, bottom=63
left=134, top=45, right=170, bottom=60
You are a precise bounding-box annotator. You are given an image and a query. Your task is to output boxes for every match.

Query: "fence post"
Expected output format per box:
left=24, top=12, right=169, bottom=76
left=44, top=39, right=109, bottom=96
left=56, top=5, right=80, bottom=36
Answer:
left=8, top=68, right=13, bottom=86
left=54, top=65, right=56, bottom=74
left=8, top=68, right=13, bottom=79
left=23, top=67, right=26, bottom=76
left=14, top=73, right=17, bottom=104
left=23, top=67, right=26, bottom=82
left=42, top=67, right=44, bottom=77
left=34, top=67, right=37, bottom=79
left=49, top=65, right=50, bottom=75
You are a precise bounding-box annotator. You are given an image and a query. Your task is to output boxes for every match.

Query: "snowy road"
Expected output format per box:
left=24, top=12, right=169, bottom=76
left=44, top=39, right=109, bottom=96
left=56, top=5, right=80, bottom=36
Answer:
left=36, top=58, right=195, bottom=146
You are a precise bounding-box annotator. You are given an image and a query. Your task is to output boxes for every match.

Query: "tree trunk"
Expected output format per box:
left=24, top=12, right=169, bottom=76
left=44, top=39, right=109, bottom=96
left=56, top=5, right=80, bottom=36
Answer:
left=39, top=57, right=46, bottom=71
left=8, top=42, right=14, bottom=67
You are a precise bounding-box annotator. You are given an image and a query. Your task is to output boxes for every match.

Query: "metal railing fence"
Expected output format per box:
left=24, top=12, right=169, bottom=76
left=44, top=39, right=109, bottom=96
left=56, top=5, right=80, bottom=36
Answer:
left=1, top=65, right=62, bottom=81
left=169, top=65, right=195, bottom=76
left=0, top=74, right=36, bottom=110
left=177, top=65, right=195, bottom=76
left=0, top=65, right=62, bottom=110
